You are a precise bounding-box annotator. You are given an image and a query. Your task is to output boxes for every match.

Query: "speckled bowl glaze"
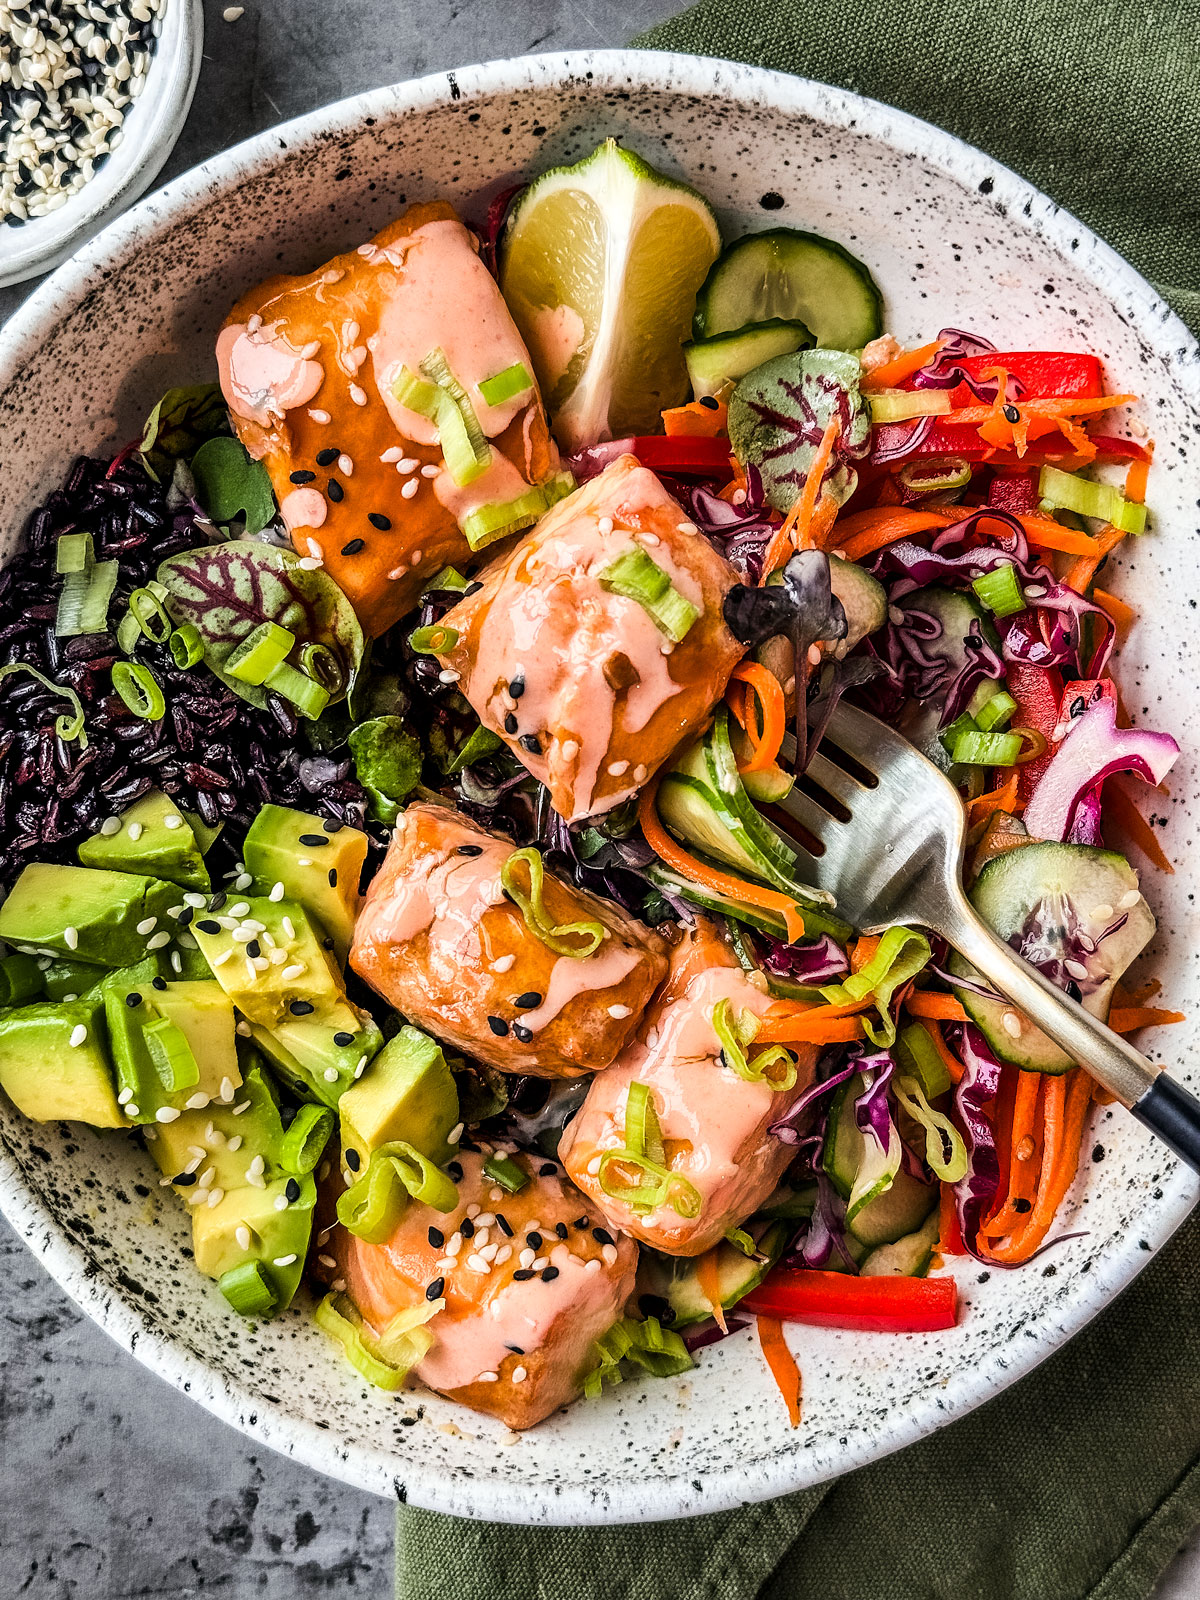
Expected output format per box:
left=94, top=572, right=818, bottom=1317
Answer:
left=0, top=51, right=1198, bottom=1526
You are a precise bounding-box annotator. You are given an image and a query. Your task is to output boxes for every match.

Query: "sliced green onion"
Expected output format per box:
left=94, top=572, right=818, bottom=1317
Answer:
left=420, top=347, right=490, bottom=461
left=478, top=361, right=533, bottom=407
left=226, top=620, right=296, bottom=686
left=111, top=660, right=166, bottom=721
left=966, top=679, right=1017, bottom=731
left=939, top=711, right=979, bottom=758
left=898, top=458, right=972, bottom=494
left=624, top=1081, right=665, bottom=1166
left=262, top=659, right=330, bottom=720
left=336, top=1139, right=458, bottom=1244
left=500, top=847, right=605, bottom=959
left=116, top=608, right=142, bottom=655
left=1038, top=464, right=1147, bottom=535
left=0, top=663, right=87, bottom=746
left=894, top=1020, right=952, bottom=1100
left=597, top=545, right=700, bottom=643
left=584, top=1315, right=693, bottom=1396
left=219, top=1261, right=277, bottom=1317
left=56, top=559, right=118, bottom=637
left=821, top=924, right=931, bottom=1049
left=460, top=472, right=575, bottom=553
left=893, top=1074, right=968, bottom=1182
left=300, top=642, right=345, bottom=694
left=0, top=952, right=44, bottom=1006
left=375, top=1301, right=440, bottom=1368
left=143, top=1015, right=200, bottom=1093
left=315, top=1291, right=419, bottom=1390
left=711, top=999, right=797, bottom=1090
left=482, top=1153, right=529, bottom=1194
left=971, top=564, right=1026, bottom=618
left=405, top=347, right=492, bottom=489
left=584, top=1320, right=634, bottom=1397
left=597, top=1148, right=702, bottom=1218
left=279, top=1102, right=335, bottom=1176
left=725, top=1226, right=756, bottom=1256
left=421, top=566, right=471, bottom=596
left=168, top=624, right=204, bottom=669
left=867, top=389, right=952, bottom=424
left=407, top=623, right=459, bottom=655
left=128, top=585, right=174, bottom=643
left=392, top=366, right=445, bottom=421
left=56, top=531, right=94, bottom=574
left=950, top=729, right=1023, bottom=767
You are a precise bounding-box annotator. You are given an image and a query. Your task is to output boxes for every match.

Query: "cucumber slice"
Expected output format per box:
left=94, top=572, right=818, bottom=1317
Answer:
left=949, top=841, right=1155, bottom=1072
left=828, top=556, right=887, bottom=653
left=646, top=862, right=790, bottom=939
left=859, top=1208, right=940, bottom=1278
left=701, top=708, right=803, bottom=890
left=849, top=1165, right=936, bottom=1249
left=640, top=1220, right=790, bottom=1327
left=693, top=229, right=883, bottom=350
left=755, top=1181, right=818, bottom=1222
left=823, top=1069, right=902, bottom=1229
left=683, top=318, right=814, bottom=399
left=898, top=584, right=1001, bottom=683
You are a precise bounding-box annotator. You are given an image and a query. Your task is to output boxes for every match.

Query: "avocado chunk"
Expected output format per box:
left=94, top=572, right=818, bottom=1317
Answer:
left=78, top=790, right=211, bottom=891
left=103, top=978, right=241, bottom=1123
left=0, top=863, right=181, bottom=969
left=0, top=998, right=123, bottom=1127
left=189, top=897, right=343, bottom=1026
left=338, top=1024, right=459, bottom=1171
left=39, top=956, right=108, bottom=1002
left=149, top=1057, right=290, bottom=1191
left=0, top=952, right=44, bottom=1006
left=192, top=1176, right=315, bottom=1310
left=250, top=1000, right=383, bottom=1109
left=242, top=804, right=368, bottom=964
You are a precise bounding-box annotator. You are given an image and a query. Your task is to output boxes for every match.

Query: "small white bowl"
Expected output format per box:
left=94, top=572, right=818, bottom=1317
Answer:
left=0, top=0, right=203, bottom=288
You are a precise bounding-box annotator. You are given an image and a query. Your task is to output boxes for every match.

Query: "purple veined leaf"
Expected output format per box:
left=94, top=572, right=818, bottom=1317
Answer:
left=156, top=540, right=366, bottom=711
left=728, top=350, right=871, bottom=516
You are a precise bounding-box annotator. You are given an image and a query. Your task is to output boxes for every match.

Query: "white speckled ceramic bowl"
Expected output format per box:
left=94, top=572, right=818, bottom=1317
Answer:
left=0, top=52, right=1198, bottom=1526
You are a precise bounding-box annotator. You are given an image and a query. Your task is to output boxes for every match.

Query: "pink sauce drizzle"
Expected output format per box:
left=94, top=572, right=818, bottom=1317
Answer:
left=216, top=322, right=325, bottom=426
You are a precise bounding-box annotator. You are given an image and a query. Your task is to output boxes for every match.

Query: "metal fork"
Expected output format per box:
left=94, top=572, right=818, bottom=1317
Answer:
left=773, top=700, right=1200, bottom=1173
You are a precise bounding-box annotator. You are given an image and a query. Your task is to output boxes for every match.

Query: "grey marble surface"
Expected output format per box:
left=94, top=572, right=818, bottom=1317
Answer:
left=2, top=2, right=1200, bottom=1596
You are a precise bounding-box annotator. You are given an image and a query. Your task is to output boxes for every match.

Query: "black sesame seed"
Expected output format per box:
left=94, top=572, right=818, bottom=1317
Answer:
left=345, top=1148, right=361, bottom=1171
left=447, top=1162, right=463, bottom=1180
left=503, top=712, right=519, bottom=734
left=333, top=1031, right=354, bottom=1047
left=176, top=907, right=193, bottom=928
left=554, top=1221, right=568, bottom=1240
left=289, top=999, right=315, bottom=1016
left=125, top=991, right=142, bottom=1008
left=457, top=844, right=483, bottom=856
left=298, top=834, right=328, bottom=847
left=464, top=581, right=484, bottom=597
left=539, top=1162, right=557, bottom=1177
left=290, top=470, right=316, bottom=484
left=542, top=1265, right=560, bottom=1282
left=592, top=1226, right=615, bottom=1246
left=512, top=1268, right=535, bottom=1280
left=526, top=1231, right=543, bottom=1249
left=496, top=1215, right=513, bottom=1237
left=246, top=939, right=261, bottom=958
left=519, top=733, right=542, bottom=754
left=328, top=481, right=345, bottom=503
left=426, top=1277, right=445, bottom=1301
left=322, top=817, right=344, bottom=833
left=208, top=892, right=227, bottom=912
left=368, top=512, right=392, bottom=531
left=699, top=395, right=720, bottom=410
left=327, top=868, right=338, bottom=888
left=487, top=1015, right=509, bottom=1036
left=509, top=671, right=525, bottom=699
left=428, top=1226, right=445, bottom=1248
left=504, top=1344, right=525, bottom=1354
left=513, top=1024, right=533, bottom=1043
left=1003, top=404, right=1021, bottom=424
left=172, top=1172, right=196, bottom=1186
left=339, top=535, right=363, bottom=553
left=513, top=992, right=542, bottom=1009
left=316, top=447, right=339, bottom=466
left=196, top=919, right=220, bottom=934
left=460, top=1218, right=475, bottom=1238
left=151, top=976, right=167, bottom=991
left=285, top=1177, right=301, bottom=1202
left=322, top=937, right=335, bottom=951
left=1013, top=1197, right=1032, bottom=1214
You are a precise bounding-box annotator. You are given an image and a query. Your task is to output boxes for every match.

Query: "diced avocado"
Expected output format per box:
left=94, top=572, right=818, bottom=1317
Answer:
left=250, top=1000, right=382, bottom=1109
left=189, top=897, right=343, bottom=1026
left=191, top=1175, right=315, bottom=1312
left=167, top=937, right=217, bottom=982
left=0, top=863, right=180, bottom=969
left=149, top=1060, right=286, bottom=1192
left=103, top=978, right=240, bottom=1123
left=242, top=804, right=368, bottom=964
left=40, top=956, right=108, bottom=1002
left=181, top=808, right=223, bottom=855
left=82, top=954, right=168, bottom=1000
left=78, top=790, right=211, bottom=891
left=0, top=952, right=44, bottom=1006
left=338, top=1024, right=459, bottom=1170
left=0, top=998, right=123, bottom=1127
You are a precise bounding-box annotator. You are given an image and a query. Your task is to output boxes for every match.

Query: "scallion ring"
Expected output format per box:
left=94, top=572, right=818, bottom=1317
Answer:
left=0, top=663, right=87, bottom=747
left=500, top=846, right=604, bottom=959
left=168, top=623, right=204, bottom=669
left=128, top=585, right=174, bottom=643
left=111, top=661, right=165, bottom=721
left=407, top=623, right=459, bottom=655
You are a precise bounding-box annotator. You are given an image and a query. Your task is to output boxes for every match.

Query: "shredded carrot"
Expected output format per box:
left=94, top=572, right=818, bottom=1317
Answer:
left=756, top=1010, right=868, bottom=1046
left=1104, top=778, right=1173, bottom=873
left=850, top=934, right=881, bottom=974
left=834, top=506, right=957, bottom=564
left=759, top=421, right=841, bottom=577
left=905, top=992, right=969, bottom=1023
left=871, top=475, right=905, bottom=508
left=941, top=394, right=1136, bottom=428
left=966, top=770, right=1021, bottom=829
left=1108, top=1006, right=1186, bottom=1033
left=1092, top=586, right=1136, bottom=643
left=983, top=1069, right=1042, bottom=1235
left=983, top=1070, right=1094, bottom=1264
left=696, top=1250, right=728, bottom=1333
left=794, top=417, right=841, bottom=549
left=861, top=338, right=945, bottom=391
left=1019, top=515, right=1104, bottom=557
left=718, top=458, right=749, bottom=504
left=1063, top=523, right=1127, bottom=593
left=726, top=661, right=787, bottom=773
left=938, top=1182, right=965, bottom=1255
left=637, top=780, right=809, bottom=944
left=757, top=1315, right=802, bottom=1426
left=1114, top=978, right=1162, bottom=1007
left=1125, top=445, right=1152, bottom=504
left=915, top=1018, right=965, bottom=1084
left=662, top=399, right=729, bottom=438
left=988, top=1065, right=1019, bottom=1219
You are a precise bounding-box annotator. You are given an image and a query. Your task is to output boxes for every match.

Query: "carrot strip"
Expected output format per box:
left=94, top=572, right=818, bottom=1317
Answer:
left=1108, top=1006, right=1186, bottom=1032
left=988, top=1065, right=1019, bottom=1219
left=915, top=1017, right=965, bottom=1085
left=793, top=417, right=842, bottom=551
left=905, top=991, right=969, bottom=1022
left=1019, top=515, right=1104, bottom=557
left=756, top=1012, right=868, bottom=1045
left=1063, top=523, right=1127, bottom=593
left=1104, top=778, right=1173, bottom=873
left=861, top=338, right=945, bottom=391
left=717, top=458, right=748, bottom=504
left=662, top=399, right=728, bottom=438
left=696, top=1250, right=728, bottom=1333
left=757, top=1315, right=802, bottom=1427
left=1114, top=978, right=1162, bottom=1007
left=941, top=394, right=1136, bottom=427
left=966, top=770, right=1020, bottom=828
left=851, top=934, right=881, bottom=974
left=1092, top=586, right=1136, bottom=643
left=983, top=1069, right=1041, bottom=1234
left=637, top=780, right=810, bottom=944
left=726, top=662, right=786, bottom=773
left=834, top=506, right=957, bottom=563
left=1125, top=447, right=1152, bottom=503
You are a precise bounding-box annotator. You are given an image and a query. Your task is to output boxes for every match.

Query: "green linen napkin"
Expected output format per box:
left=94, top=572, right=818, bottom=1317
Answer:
left=397, top=5, right=1200, bottom=1594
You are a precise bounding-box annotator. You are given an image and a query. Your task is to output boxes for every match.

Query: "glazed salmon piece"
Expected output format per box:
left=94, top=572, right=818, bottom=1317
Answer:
left=560, top=918, right=818, bottom=1256
left=217, top=201, right=562, bottom=636
left=350, top=803, right=668, bottom=1078
left=336, top=1150, right=638, bottom=1429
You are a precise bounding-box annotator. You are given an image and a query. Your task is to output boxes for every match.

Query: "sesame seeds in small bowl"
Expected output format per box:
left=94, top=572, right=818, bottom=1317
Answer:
left=0, top=0, right=203, bottom=287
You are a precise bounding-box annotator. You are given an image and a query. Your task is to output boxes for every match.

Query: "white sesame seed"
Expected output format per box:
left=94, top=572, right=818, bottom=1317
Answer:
left=271, top=1253, right=297, bottom=1268
left=163, top=815, right=183, bottom=831
left=100, top=816, right=121, bottom=836
left=169, top=951, right=183, bottom=975
left=223, top=6, right=244, bottom=22
left=68, top=1024, right=87, bottom=1048
left=145, top=931, right=171, bottom=950
left=434, top=1256, right=455, bottom=1271
left=349, top=384, right=367, bottom=406
left=633, top=765, right=648, bottom=783
left=127, top=822, right=143, bottom=842
left=477, top=1371, right=499, bottom=1383
left=398, top=457, right=420, bottom=474
left=207, top=1187, right=224, bottom=1208
left=281, top=962, right=305, bottom=981
left=466, top=1254, right=490, bottom=1274
left=235, top=874, right=253, bottom=892
left=233, top=1100, right=252, bottom=1116
left=318, top=1253, right=337, bottom=1269
left=336, top=454, right=355, bottom=477
left=219, top=1077, right=236, bottom=1103
left=354, top=1055, right=369, bottom=1079
left=185, top=1093, right=210, bottom=1110
left=598, top=516, right=614, bottom=534
left=323, top=1067, right=339, bottom=1083
left=560, top=739, right=580, bottom=761
left=268, top=881, right=286, bottom=901
left=512, top=1365, right=527, bottom=1383
left=1091, top=904, right=1114, bottom=923
left=183, top=892, right=206, bottom=908
left=448, top=1122, right=464, bottom=1143
left=532, top=1257, right=548, bottom=1273
left=332, top=1278, right=346, bottom=1292
left=466, top=1203, right=481, bottom=1219
left=1119, top=889, right=1142, bottom=910
left=493, top=954, right=516, bottom=974
left=586, top=1156, right=602, bottom=1175
left=1064, top=959, right=1090, bottom=981
left=274, top=1194, right=290, bottom=1211
left=136, top=917, right=158, bottom=935
left=281, top=916, right=296, bottom=940
left=410, top=550, right=423, bottom=565
left=381, top=447, right=403, bottom=463
left=117, top=1088, right=133, bottom=1105
left=309, top=409, right=332, bottom=424
left=63, top=925, right=78, bottom=950
left=584, top=1257, right=602, bottom=1273
left=156, top=1106, right=181, bottom=1123
left=489, top=1187, right=504, bottom=1202
left=210, top=949, right=233, bottom=968
left=1002, top=1011, right=1023, bottom=1038
left=445, top=1232, right=462, bottom=1256
left=236, top=1226, right=252, bottom=1251
left=601, top=1243, right=618, bottom=1266
left=231, top=927, right=254, bottom=944
left=519, top=1248, right=535, bottom=1268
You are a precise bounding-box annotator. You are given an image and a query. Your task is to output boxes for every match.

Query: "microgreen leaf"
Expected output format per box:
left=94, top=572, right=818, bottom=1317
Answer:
left=191, top=436, right=277, bottom=535
left=728, top=350, right=870, bottom=515
left=347, top=715, right=423, bottom=824
left=139, top=384, right=229, bottom=483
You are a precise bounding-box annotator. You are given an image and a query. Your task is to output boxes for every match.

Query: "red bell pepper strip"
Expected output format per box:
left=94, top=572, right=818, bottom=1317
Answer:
left=1005, top=663, right=1064, bottom=805
left=988, top=470, right=1040, bottom=515
left=945, top=351, right=1103, bottom=408
left=742, top=1268, right=959, bottom=1332
left=632, top=435, right=734, bottom=476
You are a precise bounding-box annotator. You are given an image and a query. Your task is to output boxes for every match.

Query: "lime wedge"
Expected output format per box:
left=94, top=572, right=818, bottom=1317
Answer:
left=499, top=139, right=721, bottom=452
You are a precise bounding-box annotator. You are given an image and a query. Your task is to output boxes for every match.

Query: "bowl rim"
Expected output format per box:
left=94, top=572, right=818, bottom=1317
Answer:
left=0, top=47, right=1197, bottom=1526
left=0, top=0, right=204, bottom=289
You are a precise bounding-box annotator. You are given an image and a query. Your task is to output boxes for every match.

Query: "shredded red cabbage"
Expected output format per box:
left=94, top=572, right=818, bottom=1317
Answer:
left=910, top=327, right=1019, bottom=406
left=945, top=1021, right=1004, bottom=1261
left=756, top=930, right=849, bottom=985
left=562, top=438, right=637, bottom=483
